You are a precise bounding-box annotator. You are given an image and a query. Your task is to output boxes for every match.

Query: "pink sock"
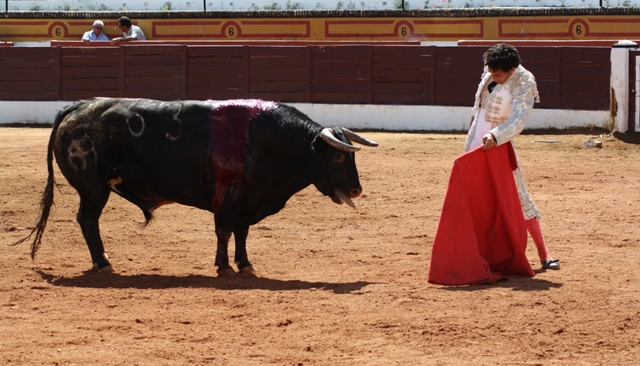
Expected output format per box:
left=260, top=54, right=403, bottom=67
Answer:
left=526, top=218, right=552, bottom=262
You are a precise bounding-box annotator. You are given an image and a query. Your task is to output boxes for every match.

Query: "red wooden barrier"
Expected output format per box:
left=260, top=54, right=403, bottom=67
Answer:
left=372, top=45, right=434, bottom=105
left=61, top=47, right=120, bottom=100
left=187, top=45, right=247, bottom=100
left=249, top=46, right=308, bottom=102
left=0, top=44, right=612, bottom=112
left=0, top=48, right=58, bottom=100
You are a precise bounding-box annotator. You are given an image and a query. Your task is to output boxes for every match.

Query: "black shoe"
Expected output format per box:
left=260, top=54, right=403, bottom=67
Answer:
left=541, top=259, right=560, bottom=270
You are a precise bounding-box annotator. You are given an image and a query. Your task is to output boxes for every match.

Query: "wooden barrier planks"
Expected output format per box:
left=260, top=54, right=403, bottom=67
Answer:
left=0, top=44, right=612, bottom=112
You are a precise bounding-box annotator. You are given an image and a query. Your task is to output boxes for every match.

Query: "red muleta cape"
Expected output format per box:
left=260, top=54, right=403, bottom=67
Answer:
left=428, top=142, right=535, bottom=286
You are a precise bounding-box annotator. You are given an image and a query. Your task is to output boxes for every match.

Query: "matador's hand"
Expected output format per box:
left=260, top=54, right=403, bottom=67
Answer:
left=482, top=133, right=496, bottom=151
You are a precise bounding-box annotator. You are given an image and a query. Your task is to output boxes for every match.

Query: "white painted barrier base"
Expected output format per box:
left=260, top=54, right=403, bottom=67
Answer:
left=0, top=101, right=70, bottom=125
left=0, top=101, right=610, bottom=131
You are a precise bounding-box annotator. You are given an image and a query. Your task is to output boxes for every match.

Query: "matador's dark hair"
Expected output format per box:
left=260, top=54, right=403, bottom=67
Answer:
left=483, top=43, right=521, bottom=72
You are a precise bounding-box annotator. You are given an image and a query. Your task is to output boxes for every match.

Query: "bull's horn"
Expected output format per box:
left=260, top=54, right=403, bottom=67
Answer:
left=342, top=128, right=379, bottom=147
left=320, top=128, right=360, bottom=152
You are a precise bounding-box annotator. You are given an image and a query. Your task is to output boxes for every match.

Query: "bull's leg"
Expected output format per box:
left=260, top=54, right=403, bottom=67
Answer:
left=233, top=225, right=257, bottom=277
left=214, top=216, right=235, bottom=278
left=76, top=189, right=112, bottom=271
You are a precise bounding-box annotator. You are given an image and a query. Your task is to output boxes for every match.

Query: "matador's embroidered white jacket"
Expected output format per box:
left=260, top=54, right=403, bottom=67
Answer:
left=464, top=65, right=541, bottom=220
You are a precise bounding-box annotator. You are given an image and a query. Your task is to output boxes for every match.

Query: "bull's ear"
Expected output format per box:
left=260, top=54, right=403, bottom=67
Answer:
left=311, top=128, right=334, bottom=152
left=311, top=133, right=325, bottom=152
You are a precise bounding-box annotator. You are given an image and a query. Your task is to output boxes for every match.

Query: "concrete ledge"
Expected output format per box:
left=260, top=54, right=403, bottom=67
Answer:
left=0, top=101, right=610, bottom=131
left=291, top=103, right=611, bottom=131
left=0, top=101, right=70, bottom=125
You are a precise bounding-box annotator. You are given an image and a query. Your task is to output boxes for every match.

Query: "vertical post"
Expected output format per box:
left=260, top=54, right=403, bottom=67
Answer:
left=366, top=45, right=373, bottom=104
left=429, top=45, right=436, bottom=105
left=56, top=46, right=62, bottom=100
left=119, top=45, right=126, bottom=97
left=306, top=46, right=312, bottom=103
left=244, top=45, right=250, bottom=99
left=610, top=40, right=638, bottom=133
left=555, top=47, right=561, bottom=109
left=635, top=59, right=639, bottom=132
left=183, top=44, right=188, bottom=99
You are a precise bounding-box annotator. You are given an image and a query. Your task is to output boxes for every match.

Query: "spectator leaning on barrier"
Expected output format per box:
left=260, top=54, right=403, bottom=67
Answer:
left=82, top=20, right=110, bottom=44
left=111, top=16, right=146, bottom=44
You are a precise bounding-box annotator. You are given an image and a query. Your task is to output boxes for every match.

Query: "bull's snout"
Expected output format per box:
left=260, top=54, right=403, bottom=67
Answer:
left=333, top=186, right=361, bottom=209
left=349, top=187, right=362, bottom=198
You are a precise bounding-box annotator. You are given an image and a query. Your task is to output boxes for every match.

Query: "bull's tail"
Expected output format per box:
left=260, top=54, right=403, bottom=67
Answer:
left=14, top=103, right=80, bottom=259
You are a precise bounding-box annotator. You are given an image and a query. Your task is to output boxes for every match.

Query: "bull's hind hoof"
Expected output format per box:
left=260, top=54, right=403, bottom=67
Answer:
left=91, top=263, right=115, bottom=272
left=217, top=267, right=237, bottom=279
left=238, top=265, right=258, bottom=278
left=99, top=265, right=115, bottom=273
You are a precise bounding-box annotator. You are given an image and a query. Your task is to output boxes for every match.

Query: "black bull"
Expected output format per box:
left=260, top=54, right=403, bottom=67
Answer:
left=18, top=98, right=378, bottom=277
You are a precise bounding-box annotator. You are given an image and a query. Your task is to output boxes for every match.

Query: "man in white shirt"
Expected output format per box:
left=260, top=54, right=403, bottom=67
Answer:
left=82, top=20, right=109, bottom=44
left=110, top=16, right=146, bottom=44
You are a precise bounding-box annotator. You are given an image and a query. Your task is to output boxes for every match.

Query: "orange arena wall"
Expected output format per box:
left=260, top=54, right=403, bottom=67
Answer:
left=3, top=8, right=640, bottom=42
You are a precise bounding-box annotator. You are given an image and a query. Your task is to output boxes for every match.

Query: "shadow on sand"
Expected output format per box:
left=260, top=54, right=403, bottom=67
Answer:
left=613, top=131, right=640, bottom=144
left=436, top=272, right=563, bottom=292
left=34, top=269, right=373, bottom=294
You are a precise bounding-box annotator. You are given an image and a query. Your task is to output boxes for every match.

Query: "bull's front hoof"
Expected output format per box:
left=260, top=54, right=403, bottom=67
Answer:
left=238, top=265, right=258, bottom=278
left=217, top=267, right=237, bottom=279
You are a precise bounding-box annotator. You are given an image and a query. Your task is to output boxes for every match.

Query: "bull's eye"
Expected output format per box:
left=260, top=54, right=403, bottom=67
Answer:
left=332, top=152, right=345, bottom=163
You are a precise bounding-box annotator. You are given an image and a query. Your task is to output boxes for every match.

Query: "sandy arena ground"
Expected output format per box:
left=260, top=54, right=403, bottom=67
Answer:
left=1, top=127, right=639, bottom=365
